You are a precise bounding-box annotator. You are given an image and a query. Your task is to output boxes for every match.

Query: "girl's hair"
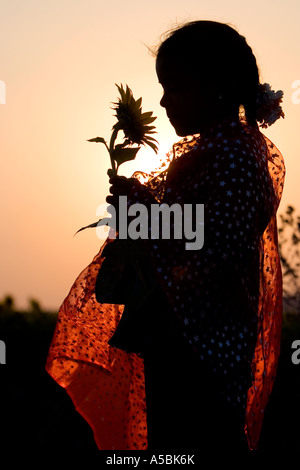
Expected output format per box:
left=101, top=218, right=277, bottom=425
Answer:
left=153, top=21, right=260, bottom=126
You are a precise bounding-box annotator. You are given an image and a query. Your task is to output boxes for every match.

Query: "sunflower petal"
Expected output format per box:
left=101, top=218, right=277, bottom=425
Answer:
left=115, top=83, right=123, bottom=100
left=142, top=125, right=157, bottom=132
left=133, top=97, right=142, bottom=111
left=124, top=85, right=132, bottom=104
left=141, top=111, right=154, bottom=120
left=144, top=140, right=159, bottom=153
left=141, top=115, right=157, bottom=124
left=142, top=134, right=158, bottom=142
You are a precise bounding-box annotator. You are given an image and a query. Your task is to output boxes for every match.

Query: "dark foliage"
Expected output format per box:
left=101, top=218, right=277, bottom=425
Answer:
left=0, top=305, right=299, bottom=459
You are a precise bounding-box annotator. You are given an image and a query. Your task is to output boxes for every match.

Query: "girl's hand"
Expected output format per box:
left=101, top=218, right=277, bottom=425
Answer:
left=106, top=169, right=136, bottom=215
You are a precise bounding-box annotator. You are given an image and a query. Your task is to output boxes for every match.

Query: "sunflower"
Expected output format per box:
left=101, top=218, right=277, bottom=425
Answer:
left=80, top=84, right=159, bottom=235
left=112, top=83, right=159, bottom=153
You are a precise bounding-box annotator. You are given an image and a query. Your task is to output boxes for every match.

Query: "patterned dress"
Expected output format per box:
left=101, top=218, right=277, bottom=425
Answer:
left=46, top=117, right=285, bottom=452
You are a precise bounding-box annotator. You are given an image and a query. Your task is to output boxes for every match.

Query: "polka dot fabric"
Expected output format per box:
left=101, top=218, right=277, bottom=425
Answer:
left=46, top=117, right=285, bottom=451
left=46, top=239, right=147, bottom=450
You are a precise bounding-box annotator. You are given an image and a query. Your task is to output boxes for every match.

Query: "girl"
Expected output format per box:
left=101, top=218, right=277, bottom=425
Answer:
left=47, top=20, right=285, bottom=456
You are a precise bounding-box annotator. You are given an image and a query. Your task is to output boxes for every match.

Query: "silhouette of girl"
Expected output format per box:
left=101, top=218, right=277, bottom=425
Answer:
left=47, top=21, right=285, bottom=457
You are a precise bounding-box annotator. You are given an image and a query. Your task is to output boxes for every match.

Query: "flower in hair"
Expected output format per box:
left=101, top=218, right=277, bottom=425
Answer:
left=256, top=83, right=285, bottom=128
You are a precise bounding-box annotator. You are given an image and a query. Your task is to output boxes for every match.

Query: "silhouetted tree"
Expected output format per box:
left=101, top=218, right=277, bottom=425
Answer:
left=0, top=295, right=15, bottom=314
left=28, top=298, right=42, bottom=314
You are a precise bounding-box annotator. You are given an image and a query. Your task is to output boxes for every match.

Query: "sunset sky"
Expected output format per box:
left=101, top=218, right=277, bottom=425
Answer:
left=1, top=0, right=299, bottom=311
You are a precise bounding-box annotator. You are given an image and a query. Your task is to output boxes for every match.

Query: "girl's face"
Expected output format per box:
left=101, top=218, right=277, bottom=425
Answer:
left=156, top=55, right=222, bottom=136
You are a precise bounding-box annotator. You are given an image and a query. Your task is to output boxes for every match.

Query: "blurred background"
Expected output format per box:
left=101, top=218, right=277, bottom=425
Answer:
left=0, top=0, right=299, bottom=458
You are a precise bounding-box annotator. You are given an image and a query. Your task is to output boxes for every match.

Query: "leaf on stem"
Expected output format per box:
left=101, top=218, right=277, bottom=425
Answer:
left=111, top=146, right=140, bottom=168
left=87, top=137, right=107, bottom=144
left=74, top=217, right=109, bottom=236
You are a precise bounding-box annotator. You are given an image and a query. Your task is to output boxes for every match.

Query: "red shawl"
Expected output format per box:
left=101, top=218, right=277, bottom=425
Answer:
left=46, top=118, right=285, bottom=451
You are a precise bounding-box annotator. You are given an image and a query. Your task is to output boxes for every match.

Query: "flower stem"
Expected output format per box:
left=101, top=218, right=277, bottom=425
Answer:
left=109, top=128, right=119, bottom=175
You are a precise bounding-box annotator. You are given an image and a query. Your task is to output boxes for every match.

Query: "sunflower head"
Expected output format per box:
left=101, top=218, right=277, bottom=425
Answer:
left=112, top=83, right=159, bottom=153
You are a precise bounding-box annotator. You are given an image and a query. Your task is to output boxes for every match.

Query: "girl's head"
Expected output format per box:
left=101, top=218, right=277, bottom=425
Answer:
left=154, top=21, right=260, bottom=136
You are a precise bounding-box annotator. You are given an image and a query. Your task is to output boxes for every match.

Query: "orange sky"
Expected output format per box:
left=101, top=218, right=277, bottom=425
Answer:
left=0, top=0, right=299, bottom=310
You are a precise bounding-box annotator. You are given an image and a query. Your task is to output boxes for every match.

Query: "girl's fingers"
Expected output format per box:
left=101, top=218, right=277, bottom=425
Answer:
left=106, top=195, right=116, bottom=204
left=109, top=184, right=126, bottom=195
left=109, top=175, right=127, bottom=185
left=108, top=175, right=133, bottom=196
